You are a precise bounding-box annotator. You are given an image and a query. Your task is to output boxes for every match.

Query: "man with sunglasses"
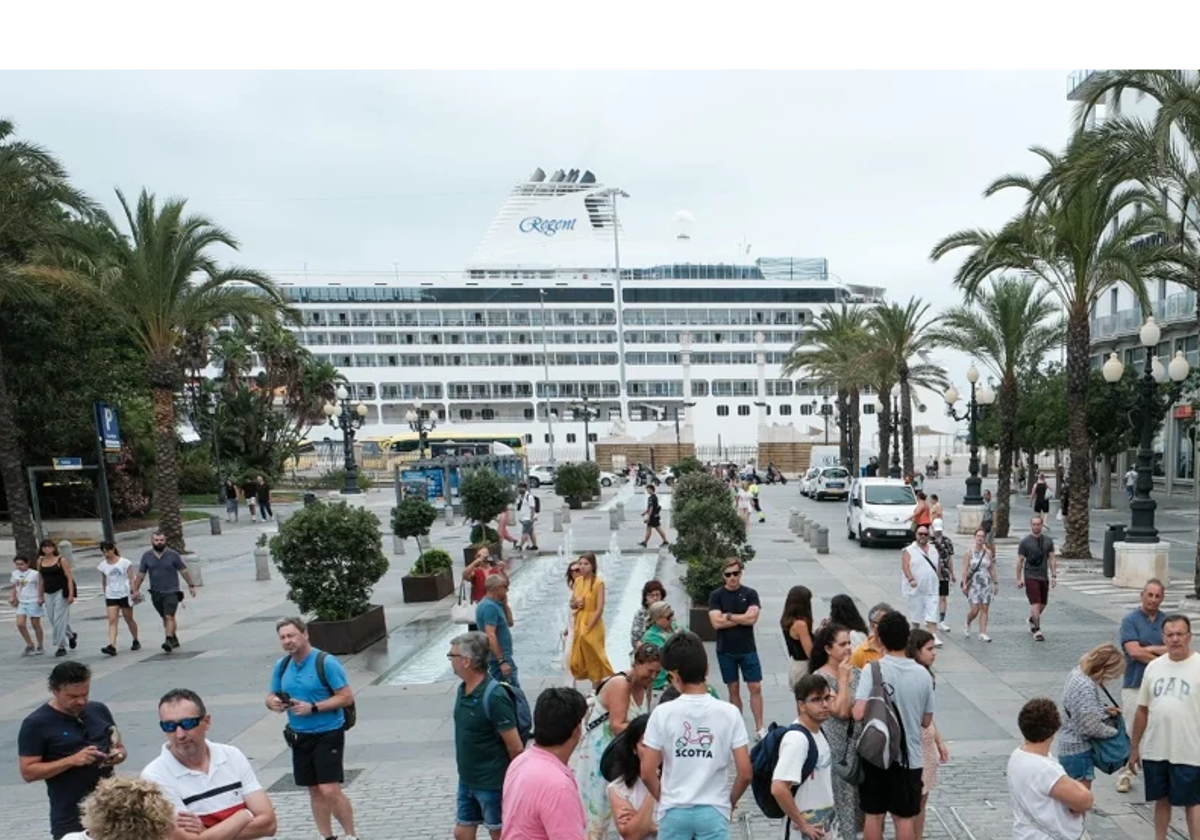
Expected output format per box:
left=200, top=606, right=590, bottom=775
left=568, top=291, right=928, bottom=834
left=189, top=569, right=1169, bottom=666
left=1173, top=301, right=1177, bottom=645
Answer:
left=141, top=688, right=277, bottom=840
left=708, top=557, right=766, bottom=740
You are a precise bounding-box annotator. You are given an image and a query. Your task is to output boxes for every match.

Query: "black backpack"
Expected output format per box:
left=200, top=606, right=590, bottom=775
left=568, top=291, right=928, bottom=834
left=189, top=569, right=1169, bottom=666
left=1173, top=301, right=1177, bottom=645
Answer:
left=275, top=651, right=357, bottom=730
left=749, top=723, right=819, bottom=819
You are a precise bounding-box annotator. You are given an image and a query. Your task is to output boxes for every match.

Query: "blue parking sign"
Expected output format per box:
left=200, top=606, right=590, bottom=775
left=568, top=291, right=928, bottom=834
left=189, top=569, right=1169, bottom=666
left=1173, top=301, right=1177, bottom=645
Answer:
left=95, top=402, right=122, bottom=451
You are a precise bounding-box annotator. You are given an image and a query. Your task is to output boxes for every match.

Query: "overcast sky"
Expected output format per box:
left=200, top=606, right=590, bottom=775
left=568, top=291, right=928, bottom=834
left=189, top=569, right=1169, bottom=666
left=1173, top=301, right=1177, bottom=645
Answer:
left=3, top=70, right=1079, bottom=434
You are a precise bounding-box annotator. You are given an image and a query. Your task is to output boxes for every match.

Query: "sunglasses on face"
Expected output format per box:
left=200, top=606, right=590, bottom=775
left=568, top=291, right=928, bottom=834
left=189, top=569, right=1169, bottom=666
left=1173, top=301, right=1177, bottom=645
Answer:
left=723, top=570, right=741, bottom=578
left=159, top=717, right=203, bottom=733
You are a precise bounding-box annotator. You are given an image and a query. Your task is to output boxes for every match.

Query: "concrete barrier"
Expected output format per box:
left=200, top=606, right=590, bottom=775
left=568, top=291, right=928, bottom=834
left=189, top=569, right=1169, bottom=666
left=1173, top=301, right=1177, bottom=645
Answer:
left=562, top=504, right=572, bottom=524
left=553, top=509, right=564, bottom=533
left=616, top=502, right=626, bottom=522
left=209, top=516, right=222, bottom=536
left=815, top=526, right=830, bottom=555
left=391, top=535, right=405, bottom=555
left=609, top=508, right=620, bottom=531
left=254, top=546, right=271, bottom=581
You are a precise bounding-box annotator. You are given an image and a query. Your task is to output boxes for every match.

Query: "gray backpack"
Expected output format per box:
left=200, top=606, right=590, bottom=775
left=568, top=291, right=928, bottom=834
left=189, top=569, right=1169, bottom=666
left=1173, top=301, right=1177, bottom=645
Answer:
left=856, top=660, right=908, bottom=769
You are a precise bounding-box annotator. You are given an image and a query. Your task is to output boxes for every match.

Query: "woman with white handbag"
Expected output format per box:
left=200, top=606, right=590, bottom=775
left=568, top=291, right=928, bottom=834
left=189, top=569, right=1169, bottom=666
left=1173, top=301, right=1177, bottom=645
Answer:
left=458, top=548, right=507, bottom=630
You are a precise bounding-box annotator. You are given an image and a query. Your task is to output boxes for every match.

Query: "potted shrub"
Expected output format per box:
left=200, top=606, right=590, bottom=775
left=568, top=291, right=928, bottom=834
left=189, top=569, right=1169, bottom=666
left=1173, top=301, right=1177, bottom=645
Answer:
left=401, top=547, right=455, bottom=603
left=670, top=473, right=755, bottom=641
left=269, top=500, right=389, bottom=654
left=578, top=462, right=602, bottom=501
left=391, top=495, right=439, bottom=554
left=671, top=455, right=705, bottom=478
left=554, top=463, right=591, bottom=509
left=943, top=456, right=953, bottom=476
left=460, top=467, right=514, bottom=565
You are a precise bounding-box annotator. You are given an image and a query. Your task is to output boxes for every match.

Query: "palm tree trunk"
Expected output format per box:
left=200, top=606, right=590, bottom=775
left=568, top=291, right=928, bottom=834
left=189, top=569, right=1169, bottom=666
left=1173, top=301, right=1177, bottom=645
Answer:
left=900, top=377, right=915, bottom=479
left=836, top=389, right=850, bottom=466
left=848, top=387, right=861, bottom=475
left=878, top=399, right=891, bottom=470
left=151, top=381, right=186, bottom=551
left=1062, top=311, right=1093, bottom=559
left=1098, top=455, right=1113, bottom=509
left=994, top=375, right=1019, bottom=540
left=0, top=345, right=37, bottom=558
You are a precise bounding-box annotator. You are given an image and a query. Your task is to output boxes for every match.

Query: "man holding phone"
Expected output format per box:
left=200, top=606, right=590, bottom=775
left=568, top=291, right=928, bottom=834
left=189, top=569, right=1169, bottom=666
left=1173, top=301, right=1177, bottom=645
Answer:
left=266, top=616, right=358, bottom=840
left=18, top=662, right=125, bottom=839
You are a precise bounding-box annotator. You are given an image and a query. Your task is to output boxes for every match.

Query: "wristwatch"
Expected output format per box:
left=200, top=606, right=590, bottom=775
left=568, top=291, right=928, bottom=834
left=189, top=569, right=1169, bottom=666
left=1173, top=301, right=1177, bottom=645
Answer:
left=311, top=703, right=319, bottom=715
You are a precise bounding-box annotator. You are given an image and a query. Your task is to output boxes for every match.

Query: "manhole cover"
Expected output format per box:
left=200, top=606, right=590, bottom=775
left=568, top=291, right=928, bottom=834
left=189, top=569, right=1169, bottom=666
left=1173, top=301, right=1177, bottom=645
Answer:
left=140, top=650, right=205, bottom=662
left=266, top=767, right=363, bottom=794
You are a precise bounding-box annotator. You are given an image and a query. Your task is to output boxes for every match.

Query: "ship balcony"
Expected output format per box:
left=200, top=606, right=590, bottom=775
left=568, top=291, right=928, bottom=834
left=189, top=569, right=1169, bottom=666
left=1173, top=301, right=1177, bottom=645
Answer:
left=1067, top=69, right=1099, bottom=102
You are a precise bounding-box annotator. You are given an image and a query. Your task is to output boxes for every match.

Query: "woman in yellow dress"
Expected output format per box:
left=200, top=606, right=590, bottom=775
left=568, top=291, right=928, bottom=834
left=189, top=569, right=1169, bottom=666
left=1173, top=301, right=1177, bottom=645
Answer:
left=569, top=552, right=615, bottom=688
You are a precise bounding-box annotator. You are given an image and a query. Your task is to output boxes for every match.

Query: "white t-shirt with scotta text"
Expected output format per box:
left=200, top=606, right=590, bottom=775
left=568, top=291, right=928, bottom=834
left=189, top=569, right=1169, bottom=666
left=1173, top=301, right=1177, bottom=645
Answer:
left=643, top=692, right=748, bottom=819
left=772, top=723, right=835, bottom=838
left=1137, top=651, right=1200, bottom=766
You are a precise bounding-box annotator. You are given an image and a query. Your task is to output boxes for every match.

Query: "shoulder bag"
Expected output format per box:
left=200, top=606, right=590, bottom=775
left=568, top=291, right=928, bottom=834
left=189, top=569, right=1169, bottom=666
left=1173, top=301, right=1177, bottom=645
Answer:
left=1089, top=685, right=1130, bottom=775
left=450, top=581, right=474, bottom=624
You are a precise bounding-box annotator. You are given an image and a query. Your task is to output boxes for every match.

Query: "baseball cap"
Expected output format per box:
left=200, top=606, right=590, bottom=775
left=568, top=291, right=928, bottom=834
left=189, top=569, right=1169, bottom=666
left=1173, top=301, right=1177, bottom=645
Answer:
left=932, top=518, right=944, bottom=532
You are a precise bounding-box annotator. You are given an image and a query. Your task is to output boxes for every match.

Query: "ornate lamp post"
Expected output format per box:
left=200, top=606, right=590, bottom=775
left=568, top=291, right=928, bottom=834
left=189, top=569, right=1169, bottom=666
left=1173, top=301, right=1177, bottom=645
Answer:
left=323, top=385, right=368, bottom=495
left=810, top=395, right=832, bottom=444
left=943, top=364, right=996, bottom=506
left=1101, top=317, right=1190, bottom=543
left=873, top=390, right=903, bottom=479
left=569, top=394, right=601, bottom=462
left=405, top=397, right=437, bottom=459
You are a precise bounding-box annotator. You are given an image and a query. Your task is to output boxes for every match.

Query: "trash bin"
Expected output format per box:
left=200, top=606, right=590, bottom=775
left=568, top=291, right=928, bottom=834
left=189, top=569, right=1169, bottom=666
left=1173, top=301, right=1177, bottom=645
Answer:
left=303, top=492, right=317, bottom=507
left=1103, top=523, right=1126, bottom=578
left=860, top=466, right=868, bottom=477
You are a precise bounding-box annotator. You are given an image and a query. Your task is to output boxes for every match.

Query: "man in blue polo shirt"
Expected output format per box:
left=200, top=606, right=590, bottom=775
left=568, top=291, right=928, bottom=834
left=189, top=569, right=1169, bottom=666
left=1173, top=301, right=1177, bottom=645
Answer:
left=266, top=616, right=358, bottom=840
left=1116, top=578, right=1167, bottom=794
left=476, top=574, right=518, bottom=687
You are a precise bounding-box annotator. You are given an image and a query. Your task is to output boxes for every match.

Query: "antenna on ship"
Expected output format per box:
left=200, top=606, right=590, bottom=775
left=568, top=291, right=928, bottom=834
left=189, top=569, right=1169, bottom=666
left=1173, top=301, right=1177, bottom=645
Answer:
left=673, top=210, right=695, bottom=242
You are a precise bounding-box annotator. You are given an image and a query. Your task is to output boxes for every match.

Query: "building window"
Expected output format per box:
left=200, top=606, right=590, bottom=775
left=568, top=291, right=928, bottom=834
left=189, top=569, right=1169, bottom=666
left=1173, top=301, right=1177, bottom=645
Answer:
left=779, top=404, right=792, bottom=416
left=863, top=403, right=876, bottom=415
left=588, top=432, right=598, bottom=442
left=459, top=409, right=473, bottom=421
left=524, top=434, right=533, bottom=443
left=717, top=405, right=730, bottom=417
left=566, top=433, right=577, bottom=443
left=544, top=434, right=554, bottom=443
left=800, top=403, right=814, bottom=416
left=480, top=408, right=495, bottom=420
left=523, top=408, right=535, bottom=420
left=737, top=405, right=751, bottom=416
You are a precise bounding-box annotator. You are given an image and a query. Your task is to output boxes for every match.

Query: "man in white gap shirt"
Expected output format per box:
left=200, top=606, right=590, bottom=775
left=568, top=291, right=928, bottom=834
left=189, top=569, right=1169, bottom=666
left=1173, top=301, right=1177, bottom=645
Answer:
left=642, top=631, right=752, bottom=840
left=772, top=673, right=838, bottom=840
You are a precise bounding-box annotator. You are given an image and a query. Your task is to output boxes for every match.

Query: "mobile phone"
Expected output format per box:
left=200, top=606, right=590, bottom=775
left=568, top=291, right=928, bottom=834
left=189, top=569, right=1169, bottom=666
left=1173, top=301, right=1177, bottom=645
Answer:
left=276, top=692, right=291, bottom=705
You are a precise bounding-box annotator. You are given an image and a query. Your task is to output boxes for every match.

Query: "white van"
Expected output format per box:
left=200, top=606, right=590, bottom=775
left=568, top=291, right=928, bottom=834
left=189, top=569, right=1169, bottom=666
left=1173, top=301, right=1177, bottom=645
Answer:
left=846, top=478, right=917, bottom=548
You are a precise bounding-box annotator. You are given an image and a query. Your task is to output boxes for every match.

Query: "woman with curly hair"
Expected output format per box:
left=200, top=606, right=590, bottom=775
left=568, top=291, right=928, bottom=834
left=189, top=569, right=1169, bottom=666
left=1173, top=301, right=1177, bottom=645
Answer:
left=629, top=579, right=667, bottom=653
left=63, top=776, right=175, bottom=840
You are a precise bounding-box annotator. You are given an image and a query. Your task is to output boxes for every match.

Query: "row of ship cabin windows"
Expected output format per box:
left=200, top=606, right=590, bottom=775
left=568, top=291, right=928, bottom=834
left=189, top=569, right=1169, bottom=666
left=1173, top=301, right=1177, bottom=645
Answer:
left=314, top=351, right=797, bottom=368
left=299, top=307, right=810, bottom=328
left=298, top=329, right=805, bottom=347
left=346, top=379, right=841, bottom=401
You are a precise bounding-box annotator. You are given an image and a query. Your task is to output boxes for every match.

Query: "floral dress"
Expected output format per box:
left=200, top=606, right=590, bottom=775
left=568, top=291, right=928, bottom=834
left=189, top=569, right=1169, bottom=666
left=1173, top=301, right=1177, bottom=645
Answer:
left=573, top=675, right=648, bottom=840
left=965, top=548, right=994, bottom=604
left=817, top=668, right=863, bottom=838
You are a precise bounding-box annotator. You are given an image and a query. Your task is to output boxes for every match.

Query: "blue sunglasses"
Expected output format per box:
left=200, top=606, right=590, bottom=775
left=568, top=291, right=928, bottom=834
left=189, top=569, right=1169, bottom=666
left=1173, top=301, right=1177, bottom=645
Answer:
left=159, top=716, right=203, bottom=733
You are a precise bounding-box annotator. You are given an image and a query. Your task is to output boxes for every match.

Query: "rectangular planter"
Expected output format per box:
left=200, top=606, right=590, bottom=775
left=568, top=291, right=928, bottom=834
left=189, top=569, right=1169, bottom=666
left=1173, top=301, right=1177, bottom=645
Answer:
left=306, top=604, right=388, bottom=655
left=402, top=568, right=455, bottom=603
left=688, top=605, right=717, bottom=642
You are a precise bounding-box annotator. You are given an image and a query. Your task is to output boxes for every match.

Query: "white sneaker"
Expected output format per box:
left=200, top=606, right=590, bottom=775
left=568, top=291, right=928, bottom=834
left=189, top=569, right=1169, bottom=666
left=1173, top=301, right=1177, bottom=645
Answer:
left=938, top=621, right=951, bottom=632
left=933, top=635, right=944, bottom=647
left=979, top=633, right=992, bottom=643
left=963, top=626, right=971, bottom=637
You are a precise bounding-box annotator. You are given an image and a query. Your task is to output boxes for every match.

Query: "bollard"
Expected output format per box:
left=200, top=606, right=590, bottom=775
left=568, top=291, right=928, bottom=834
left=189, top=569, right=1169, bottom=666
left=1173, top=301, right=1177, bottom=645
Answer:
left=254, top=546, right=271, bottom=581
left=815, top=526, right=830, bottom=555
left=788, top=509, right=799, bottom=533
left=806, top=522, right=817, bottom=543
left=391, top=535, right=406, bottom=555
left=186, top=553, right=204, bottom=587
left=553, top=509, right=564, bottom=533
left=444, top=504, right=454, bottom=525
left=210, top=515, right=222, bottom=536
left=609, top=508, right=620, bottom=531
left=562, top=504, right=572, bottom=524
left=59, top=540, right=74, bottom=561
left=616, top=502, right=626, bottom=522
left=796, top=514, right=809, bottom=535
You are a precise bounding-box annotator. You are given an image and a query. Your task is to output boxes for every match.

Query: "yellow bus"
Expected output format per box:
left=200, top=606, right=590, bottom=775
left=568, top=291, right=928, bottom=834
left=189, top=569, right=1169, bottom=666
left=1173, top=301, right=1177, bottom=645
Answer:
left=385, top=431, right=526, bottom=461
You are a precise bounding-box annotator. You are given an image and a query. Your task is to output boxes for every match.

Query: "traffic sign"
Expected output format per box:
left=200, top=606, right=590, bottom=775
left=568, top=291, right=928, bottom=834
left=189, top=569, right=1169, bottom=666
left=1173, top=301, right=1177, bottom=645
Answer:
left=95, top=402, right=122, bottom=451
left=53, top=457, right=83, bottom=470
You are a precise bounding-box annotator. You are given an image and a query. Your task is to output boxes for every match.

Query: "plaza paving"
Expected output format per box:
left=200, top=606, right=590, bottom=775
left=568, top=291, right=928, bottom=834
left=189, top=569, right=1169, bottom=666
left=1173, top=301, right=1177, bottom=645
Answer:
left=0, top=477, right=1196, bottom=839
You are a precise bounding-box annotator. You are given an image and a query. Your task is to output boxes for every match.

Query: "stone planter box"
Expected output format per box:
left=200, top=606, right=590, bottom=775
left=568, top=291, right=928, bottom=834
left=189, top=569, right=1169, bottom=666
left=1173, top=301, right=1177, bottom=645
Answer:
left=688, top=605, right=717, bottom=642
left=402, top=569, right=455, bottom=603
left=306, top=604, right=388, bottom=655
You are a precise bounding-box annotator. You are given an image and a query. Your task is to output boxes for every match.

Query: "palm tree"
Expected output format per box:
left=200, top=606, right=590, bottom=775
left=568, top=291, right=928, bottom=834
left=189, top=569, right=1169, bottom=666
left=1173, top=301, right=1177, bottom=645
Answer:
left=0, top=120, right=94, bottom=558
left=83, top=189, right=288, bottom=550
left=781, top=305, right=871, bottom=473
left=927, top=277, right=1064, bottom=539
left=867, top=299, right=948, bottom=479
left=931, top=136, right=1181, bottom=558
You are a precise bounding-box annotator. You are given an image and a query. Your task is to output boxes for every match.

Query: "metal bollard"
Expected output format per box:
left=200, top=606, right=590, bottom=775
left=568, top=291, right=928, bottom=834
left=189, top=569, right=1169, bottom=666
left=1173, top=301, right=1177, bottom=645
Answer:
left=254, top=546, right=271, bottom=581
left=815, top=526, right=830, bottom=555
left=609, top=508, right=620, bottom=531
left=210, top=515, right=222, bottom=536
left=553, top=509, right=564, bottom=533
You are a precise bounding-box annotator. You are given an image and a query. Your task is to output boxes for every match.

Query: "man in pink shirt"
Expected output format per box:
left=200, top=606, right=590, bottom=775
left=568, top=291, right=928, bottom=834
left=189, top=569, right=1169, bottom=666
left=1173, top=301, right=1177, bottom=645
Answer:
left=500, top=687, right=589, bottom=840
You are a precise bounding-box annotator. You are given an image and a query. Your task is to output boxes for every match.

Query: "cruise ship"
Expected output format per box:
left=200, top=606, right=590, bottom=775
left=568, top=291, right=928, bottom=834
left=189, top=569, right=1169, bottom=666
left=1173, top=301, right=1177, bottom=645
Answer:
left=279, top=168, right=886, bottom=461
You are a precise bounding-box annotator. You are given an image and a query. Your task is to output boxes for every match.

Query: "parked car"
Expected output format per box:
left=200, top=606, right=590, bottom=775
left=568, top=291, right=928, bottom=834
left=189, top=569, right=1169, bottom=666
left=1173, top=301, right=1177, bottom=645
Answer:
left=527, top=464, right=556, bottom=488
left=812, top=466, right=851, bottom=501
left=846, top=478, right=916, bottom=548
left=598, top=470, right=619, bottom=487
left=799, top=466, right=821, bottom=497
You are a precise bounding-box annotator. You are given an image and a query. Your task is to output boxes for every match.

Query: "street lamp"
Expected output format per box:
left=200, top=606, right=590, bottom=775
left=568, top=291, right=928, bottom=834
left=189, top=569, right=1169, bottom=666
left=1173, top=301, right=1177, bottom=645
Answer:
left=943, top=363, right=996, bottom=506
left=206, top=399, right=225, bottom=504
left=323, top=384, right=368, bottom=495
left=1101, top=316, right=1191, bottom=543
left=876, top=385, right=904, bottom=479
left=810, top=395, right=832, bottom=444
left=405, top=397, right=437, bottom=459
left=569, top=394, right=601, bottom=462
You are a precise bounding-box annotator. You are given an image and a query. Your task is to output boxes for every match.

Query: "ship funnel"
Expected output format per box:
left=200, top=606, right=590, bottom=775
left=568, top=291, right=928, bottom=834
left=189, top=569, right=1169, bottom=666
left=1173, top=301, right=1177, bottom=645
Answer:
left=580, top=170, right=596, bottom=184
left=673, top=210, right=696, bottom=241
left=529, top=167, right=546, bottom=182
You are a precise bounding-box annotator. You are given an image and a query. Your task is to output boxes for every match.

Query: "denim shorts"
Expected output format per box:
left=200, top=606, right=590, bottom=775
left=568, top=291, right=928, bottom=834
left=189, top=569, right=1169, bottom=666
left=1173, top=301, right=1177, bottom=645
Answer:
left=1058, top=750, right=1095, bottom=781
left=716, top=650, right=762, bottom=684
left=659, top=804, right=729, bottom=840
left=456, top=780, right=503, bottom=829
left=16, top=602, right=44, bottom=618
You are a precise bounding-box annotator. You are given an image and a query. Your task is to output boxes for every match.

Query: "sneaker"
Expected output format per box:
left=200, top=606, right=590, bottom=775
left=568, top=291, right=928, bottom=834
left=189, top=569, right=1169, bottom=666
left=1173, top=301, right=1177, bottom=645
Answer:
left=55, top=648, right=67, bottom=657
left=101, top=645, right=117, bottom=657
left=131, top=639, right=141, bottom=651
left=963, top=627, right=972, bottom=638
left=938, top=621, right=951, bottom=632
left=660, top=542, right=671, bottom=548
left=34, top=647, right=44, bottom=655
left=161, top=641, right=173, bottom=654
left=528, top=545, right=539, bottom=551
left=979, top=633, right=992, bottom=643
left=933, top=635, right=944, bottom=648
left=1116, top=773, right=1132, bottom=793
left=1034, top=631, right=1045, bottom=642
left=169, top=635, right=180, bottom=649
left=21, top=646, right=35, bottom=657
left=637, top=541, right=648, bottom=548
left=68, top=632, right=78, bottom=650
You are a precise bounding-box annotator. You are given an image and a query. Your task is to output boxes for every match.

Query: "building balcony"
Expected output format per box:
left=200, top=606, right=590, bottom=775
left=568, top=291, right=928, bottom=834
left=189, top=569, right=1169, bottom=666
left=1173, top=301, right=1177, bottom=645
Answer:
left=1090, top=291, right=1198, bottom=343
left=1067, top=69, right=1099, bottom=102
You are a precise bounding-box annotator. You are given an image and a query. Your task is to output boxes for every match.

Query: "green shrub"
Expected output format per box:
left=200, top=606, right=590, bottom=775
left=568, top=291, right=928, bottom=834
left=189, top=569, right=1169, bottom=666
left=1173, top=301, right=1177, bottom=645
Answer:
left=672, top=471, right=733, bottom=512
left=671, top=486, right=754, bottom=605
left=269, top=501, right=388, bottom=621
left=469, top=525, right=500, bottom=546
left=307, top=469, right=371, bottom=491
left=554, top=463, right=591, bottom=500
left=177, top=448, right=218, bottom=495
left=460, top=468, right=514, bottom=542
left=391, top=496, right=438, bottom=553
left=578, top=462, right=601, bottom=495
left=411, top=548, right=453, bottom=576
left=672, top=455, right=705, bottom=477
